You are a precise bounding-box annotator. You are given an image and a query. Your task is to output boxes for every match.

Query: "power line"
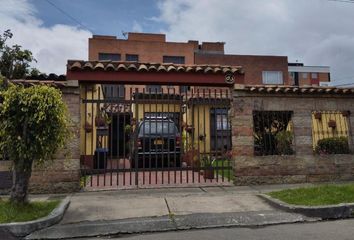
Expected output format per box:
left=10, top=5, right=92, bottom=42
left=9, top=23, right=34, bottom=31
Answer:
left=328, top=0, right=354, bottom=3
left=44, top=0, right=93, bottom=32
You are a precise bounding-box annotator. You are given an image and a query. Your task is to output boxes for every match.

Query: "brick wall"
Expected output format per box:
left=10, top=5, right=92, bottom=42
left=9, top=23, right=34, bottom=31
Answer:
left=0, top=84, right=81, bottom=194
left=232, top=89, right=354, bottom=185
left=29, top=85, right=81, bottom=193
left=89, top=35, right=195, bottom=64
left=196, top=54, right=289, bottom=85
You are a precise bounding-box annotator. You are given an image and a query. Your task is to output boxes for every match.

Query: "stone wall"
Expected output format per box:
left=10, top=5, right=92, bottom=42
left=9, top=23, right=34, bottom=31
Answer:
left=232, top=89, right=354, bottom=185
left=0, top=82, right=81, bottom=194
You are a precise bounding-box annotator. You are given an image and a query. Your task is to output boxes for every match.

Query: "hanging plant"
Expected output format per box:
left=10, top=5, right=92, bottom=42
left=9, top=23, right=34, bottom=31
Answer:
left=84, top=121, right=93, bottom=132
left=314, top=112, right=322, bottom=120
left=342, top=111, right=350, bottom=117
left=328, top=120, right=336, bottom=128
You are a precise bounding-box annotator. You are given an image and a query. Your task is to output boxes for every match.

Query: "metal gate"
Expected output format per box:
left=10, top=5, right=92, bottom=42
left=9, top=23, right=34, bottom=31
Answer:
left=80, top=84, right=233, bottom=189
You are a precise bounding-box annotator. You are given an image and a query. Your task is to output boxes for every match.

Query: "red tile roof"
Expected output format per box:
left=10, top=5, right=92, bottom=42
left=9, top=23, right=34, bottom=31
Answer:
left=67, top=60, right=243, bottom=75
left=234, top=84, right=354, bottom=95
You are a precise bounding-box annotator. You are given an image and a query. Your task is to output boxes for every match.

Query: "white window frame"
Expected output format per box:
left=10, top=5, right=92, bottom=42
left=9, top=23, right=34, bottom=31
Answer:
left=262, top=71, right=283, bottom=85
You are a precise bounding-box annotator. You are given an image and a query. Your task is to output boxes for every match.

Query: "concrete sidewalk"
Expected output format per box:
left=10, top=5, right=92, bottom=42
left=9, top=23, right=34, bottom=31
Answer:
left=26, top=184, right=318, bottom=239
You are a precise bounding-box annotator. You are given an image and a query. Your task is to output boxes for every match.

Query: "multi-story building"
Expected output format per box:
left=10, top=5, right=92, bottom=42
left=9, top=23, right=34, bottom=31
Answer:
left=288, top=62, right=330, bottom=86
left=88, top=32, right=330, bottom=87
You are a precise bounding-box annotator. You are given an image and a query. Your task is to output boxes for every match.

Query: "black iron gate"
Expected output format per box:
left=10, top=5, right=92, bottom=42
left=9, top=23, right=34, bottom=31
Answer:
left=80, top=84, right=233, bottom=189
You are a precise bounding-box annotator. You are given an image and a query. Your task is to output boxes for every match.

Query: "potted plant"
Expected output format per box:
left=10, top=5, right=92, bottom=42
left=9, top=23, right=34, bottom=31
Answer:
left=95, top=110, right=111, bottom=128
left=328, top=120, right=336, bottom=128
left=201, top=155, right=215, bottom=179
left=314, top=112, right=322, bottom=120
left=342, top=111, right=350, bottom=117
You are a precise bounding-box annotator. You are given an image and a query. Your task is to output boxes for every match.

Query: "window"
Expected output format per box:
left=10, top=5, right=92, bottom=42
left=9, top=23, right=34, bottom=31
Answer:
left=311, top=73, right=318, bottom=79
left=253, top=111, right=294, bottom=156
left=163, top=56, right=185, bottom=64
left=102, top=84, right=125, bottom=99
left=146, top=85, right=162, bottom=93
left=311, top=111, right=350, bottom=150
left=211, top=108, right=232, bottom=151
left=126, top=54, right=139, bottom=62
left=302, top=72, right=308, bottom=79
left=262, top=71, right=283, bottom=84
left=98, top=53, right=121, bottom=61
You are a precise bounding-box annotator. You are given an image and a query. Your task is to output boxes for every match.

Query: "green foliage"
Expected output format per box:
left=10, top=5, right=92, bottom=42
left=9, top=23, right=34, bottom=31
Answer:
left=0, top=84, right=70, bottom=166
left=0, top=199, right=60, bottom=223
left=0, top=29, right=38, bottom=79
left=268, top=184, right=354, bottom=206
left=315, top=137, right=350, bottom=154
left=275, top=131, right=294, bottom=155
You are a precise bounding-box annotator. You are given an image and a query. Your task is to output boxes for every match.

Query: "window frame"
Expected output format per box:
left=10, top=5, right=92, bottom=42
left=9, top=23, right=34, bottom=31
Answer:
left=98, top=53, right=121, bottom=61
left=125, top=54, right=139, bottom=62
left=163, top=56, right=185, bottom=64
left=262, top=71, right=284, bottom=85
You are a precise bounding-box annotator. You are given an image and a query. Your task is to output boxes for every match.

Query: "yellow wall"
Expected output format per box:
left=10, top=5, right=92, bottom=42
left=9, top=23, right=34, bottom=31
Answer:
left=80, top=84, right=108, bottom=156
left=185, top=104, right=211, bottom=154
left=311, top=111, right=350, bottom=148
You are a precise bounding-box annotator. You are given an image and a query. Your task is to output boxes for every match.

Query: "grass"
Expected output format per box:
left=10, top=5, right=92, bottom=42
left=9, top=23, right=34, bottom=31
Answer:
left=212, top=159, right=234, bottom=181
left=268, top=184, right=354, bottom=206
left=0, top=199, right=60, bottom=223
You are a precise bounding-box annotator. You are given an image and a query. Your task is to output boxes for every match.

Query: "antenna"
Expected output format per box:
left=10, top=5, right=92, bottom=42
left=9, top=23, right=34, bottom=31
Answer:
left=122, top=31, right=128, bottom=39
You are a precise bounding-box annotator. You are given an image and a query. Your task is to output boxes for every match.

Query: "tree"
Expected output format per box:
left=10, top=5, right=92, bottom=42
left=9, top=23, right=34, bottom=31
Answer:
left=0, top=84, right=70, bottom=204
left=0, top=29, right=39, bottom=81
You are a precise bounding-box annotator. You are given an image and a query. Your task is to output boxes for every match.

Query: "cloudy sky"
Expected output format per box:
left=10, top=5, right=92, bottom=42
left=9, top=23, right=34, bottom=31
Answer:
left=1, top=0, right=354, bottom=85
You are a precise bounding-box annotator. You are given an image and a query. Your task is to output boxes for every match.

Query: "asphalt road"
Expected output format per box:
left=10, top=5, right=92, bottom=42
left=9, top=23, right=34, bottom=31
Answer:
left=92, top=219, right=354, bottom=240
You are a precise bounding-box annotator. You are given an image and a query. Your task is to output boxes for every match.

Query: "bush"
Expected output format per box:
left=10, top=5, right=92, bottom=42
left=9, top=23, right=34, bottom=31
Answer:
left=275, top=131, right=294, bottom=155
left=315, top=137, right=350, bottom=154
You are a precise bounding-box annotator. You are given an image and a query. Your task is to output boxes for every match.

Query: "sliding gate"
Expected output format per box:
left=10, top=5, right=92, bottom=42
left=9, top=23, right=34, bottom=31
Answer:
left=80, top=84, right=233, bottom=189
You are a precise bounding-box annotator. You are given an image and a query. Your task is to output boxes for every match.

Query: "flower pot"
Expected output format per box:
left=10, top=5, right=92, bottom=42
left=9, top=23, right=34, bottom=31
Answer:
left=328, top=120, right=336, bottom=128
left=95, top=116, right=106, bottom=127
left=342, top=111, right=350, bottom=117
left=84, top=122, right=93, bottom=133
left=314, top=112, right=322, bottom=120
left=203, top=168, right=214, bottom=179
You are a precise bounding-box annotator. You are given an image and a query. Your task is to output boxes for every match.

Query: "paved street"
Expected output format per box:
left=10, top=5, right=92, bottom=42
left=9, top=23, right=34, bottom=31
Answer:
left=94, top=219, right=354, bottom=240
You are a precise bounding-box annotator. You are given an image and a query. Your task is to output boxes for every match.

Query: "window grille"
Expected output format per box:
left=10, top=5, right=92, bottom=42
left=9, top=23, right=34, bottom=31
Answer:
left=253, top=111, right=294, bottom=156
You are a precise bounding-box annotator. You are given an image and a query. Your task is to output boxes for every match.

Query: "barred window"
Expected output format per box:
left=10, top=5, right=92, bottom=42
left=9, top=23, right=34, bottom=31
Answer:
left=253, top=111, right=294, bottom=156
left=312, top=111, right=350, bottom=149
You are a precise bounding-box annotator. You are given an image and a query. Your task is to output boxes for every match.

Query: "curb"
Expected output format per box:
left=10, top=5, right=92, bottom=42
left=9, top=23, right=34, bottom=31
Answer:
left=258, top=194, right=354, bottom=219
left=26, top=210, right=313, bottom=239
left=0, top=197, right=70, bottom=237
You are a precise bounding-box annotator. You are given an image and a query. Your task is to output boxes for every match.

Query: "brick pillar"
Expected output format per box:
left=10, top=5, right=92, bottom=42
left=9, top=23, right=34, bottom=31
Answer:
left=231, top=92, right=255, bottom=184
left=30, top=82, right=81, bottom=193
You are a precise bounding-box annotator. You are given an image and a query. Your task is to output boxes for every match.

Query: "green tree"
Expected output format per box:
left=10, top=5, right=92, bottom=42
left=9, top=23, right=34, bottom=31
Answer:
left=0, top=29, right=39, bottom=82
left=0, top=84, right=70, bottom=204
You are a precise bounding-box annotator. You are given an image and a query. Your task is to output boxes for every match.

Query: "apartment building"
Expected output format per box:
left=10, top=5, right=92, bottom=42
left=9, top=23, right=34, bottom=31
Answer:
left=288, top=62, right=330, bottom=86
left=88, top=32, right=329, bottom=87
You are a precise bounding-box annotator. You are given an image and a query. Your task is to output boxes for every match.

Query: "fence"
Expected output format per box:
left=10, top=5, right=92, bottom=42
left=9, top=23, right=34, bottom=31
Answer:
left=80, top=84, right=233, bottom=189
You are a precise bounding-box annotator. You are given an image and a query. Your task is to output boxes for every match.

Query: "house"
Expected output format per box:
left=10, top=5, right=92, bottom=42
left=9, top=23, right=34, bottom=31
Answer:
left=3, top=33, right=352, bottom=194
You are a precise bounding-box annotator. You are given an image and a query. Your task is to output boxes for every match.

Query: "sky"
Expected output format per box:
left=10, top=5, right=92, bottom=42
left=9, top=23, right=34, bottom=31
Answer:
left=1, top=0, right=354, bottom=85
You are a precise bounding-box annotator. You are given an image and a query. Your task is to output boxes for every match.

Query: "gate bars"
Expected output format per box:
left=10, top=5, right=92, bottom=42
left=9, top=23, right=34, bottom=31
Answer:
left=80, top=84, right=233, bottom=189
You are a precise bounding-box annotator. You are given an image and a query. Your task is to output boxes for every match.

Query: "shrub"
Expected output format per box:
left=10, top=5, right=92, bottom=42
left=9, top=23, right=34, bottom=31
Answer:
left=275, top=130, right=294, bottom=155
left=315, top=137, right=350, bottom=154
left=0, top=84, right=70, bottom=203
